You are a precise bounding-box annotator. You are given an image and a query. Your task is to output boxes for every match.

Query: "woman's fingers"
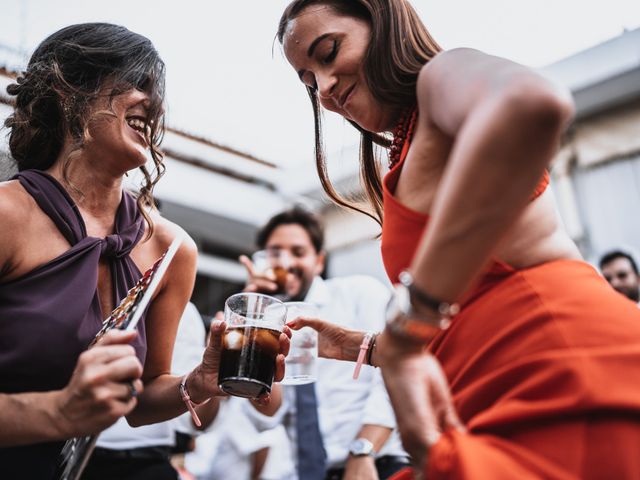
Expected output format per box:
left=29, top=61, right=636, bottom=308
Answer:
left=208, top=319, right=226, bottom=346
left=279, top=331, right=291, bottom=358
left=282, top=325, right=293, bottom=339
left=95, top=355, right=143, bottom=383
left=201, top=319, right=226, bottom=373
left=274, top=353, right=286, bottom=382
left=287, top=316, right=324, bottom=331
left=95, top=328, right=137, bottom=346
left=81, top=344, right=137, bottom=366
left=109, top=379, right=144, bottom=402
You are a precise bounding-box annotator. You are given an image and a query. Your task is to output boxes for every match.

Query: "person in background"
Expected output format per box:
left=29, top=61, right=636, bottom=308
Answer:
left=240, top=207, right=409, bottom=480
left=275, top=0, right=640, bottom=478
left=599, top=250, right=640, bottom=303
left=184, top=396, right=295, bottom=480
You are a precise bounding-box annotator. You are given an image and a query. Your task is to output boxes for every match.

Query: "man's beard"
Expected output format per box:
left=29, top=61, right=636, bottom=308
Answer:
left=288, top=270, right=314, bottom=302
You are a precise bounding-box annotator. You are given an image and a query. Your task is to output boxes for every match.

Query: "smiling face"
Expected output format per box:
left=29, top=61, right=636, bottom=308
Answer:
left=264, top=223, right=325, bottom=301
left=81, top=86, right=155, bottom=173
left=283, top=5, right=397, bottom=132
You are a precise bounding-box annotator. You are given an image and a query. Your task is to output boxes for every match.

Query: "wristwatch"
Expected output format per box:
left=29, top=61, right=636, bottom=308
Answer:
left=348, top=438, right=375, bottom=457
left=385, top=271, right=459, bottom=342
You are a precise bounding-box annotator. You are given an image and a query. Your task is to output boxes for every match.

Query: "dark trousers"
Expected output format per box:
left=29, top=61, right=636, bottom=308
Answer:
left=325, top=455, right=412, bottom=480
left=81, top=447, right=179, bottom=480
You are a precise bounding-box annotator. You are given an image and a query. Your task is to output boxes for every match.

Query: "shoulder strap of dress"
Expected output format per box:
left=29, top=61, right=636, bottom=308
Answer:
left=15, top=169, right=86, bottom=246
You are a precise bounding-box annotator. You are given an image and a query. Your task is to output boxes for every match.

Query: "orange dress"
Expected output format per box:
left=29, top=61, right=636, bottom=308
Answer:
left=383, top=143, right=640, bottom=479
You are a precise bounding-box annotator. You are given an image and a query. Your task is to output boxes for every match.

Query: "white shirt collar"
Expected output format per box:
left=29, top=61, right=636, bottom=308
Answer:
left=303, top=276, right=331, bottom=307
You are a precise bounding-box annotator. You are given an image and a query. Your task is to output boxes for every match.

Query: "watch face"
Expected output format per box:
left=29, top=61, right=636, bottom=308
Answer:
left=349, top=438, right=374, bottom=456
left=386, top=284, right=409, bottom=323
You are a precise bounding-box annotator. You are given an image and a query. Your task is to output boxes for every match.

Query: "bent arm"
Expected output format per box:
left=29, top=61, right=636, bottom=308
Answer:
left=127, top=231, right=204, bottom=426
left=409, top=48, right=574, bottom=304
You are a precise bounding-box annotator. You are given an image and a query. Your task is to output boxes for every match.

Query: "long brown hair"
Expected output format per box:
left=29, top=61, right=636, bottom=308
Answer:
left=4, top=23, right=166, bottom=238
left=277, top=0, right=441, bottom=225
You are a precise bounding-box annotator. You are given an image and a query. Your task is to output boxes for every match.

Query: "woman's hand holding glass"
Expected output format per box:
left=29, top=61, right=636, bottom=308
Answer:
left=187, top=311, right=291, bottom=404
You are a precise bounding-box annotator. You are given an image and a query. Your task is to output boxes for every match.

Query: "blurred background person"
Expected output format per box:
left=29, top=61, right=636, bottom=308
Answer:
left=599, top=249, right=640, bottom=303
left=240, top=207, right=409, bottom=480
left=185, top=397, right=294, bottom=480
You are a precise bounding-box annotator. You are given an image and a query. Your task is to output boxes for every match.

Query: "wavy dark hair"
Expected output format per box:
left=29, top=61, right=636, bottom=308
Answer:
left=277, top=0, right=441, bottom=225
left=4, top=22, right=166, bottom=237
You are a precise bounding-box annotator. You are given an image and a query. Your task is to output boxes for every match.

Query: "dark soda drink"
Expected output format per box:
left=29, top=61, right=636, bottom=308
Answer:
left=219, top=325, right=281, bottom=398
left=272, top=265, right=289, bottom=294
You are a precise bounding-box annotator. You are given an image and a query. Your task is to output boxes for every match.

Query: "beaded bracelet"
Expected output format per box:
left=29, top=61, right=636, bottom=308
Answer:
left=366, top=333, right=378, bottom=367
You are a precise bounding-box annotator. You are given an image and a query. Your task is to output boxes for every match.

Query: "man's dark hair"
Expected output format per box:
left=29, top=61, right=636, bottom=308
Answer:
left=256, top=207, right=324, bottom=253
left=599, top=250, right=639, bottom=275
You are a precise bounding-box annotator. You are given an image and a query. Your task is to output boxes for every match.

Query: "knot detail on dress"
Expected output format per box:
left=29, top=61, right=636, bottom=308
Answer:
left=101, top=234, right=125, bottom=259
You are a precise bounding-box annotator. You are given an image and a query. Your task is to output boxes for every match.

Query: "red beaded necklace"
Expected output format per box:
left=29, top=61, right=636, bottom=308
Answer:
left=388, top=108, right=417, bottom=169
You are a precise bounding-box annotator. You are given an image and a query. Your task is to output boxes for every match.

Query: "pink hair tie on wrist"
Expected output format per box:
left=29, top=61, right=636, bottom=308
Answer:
left=179, top=374, right=210, bottom=428
left=353, top=332, right=375, bottom=380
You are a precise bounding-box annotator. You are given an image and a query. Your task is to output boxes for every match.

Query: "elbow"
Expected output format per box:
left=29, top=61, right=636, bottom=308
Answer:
left=125, top=410, right=145, bottom=428
left=500, top=77, right=575, bottom=136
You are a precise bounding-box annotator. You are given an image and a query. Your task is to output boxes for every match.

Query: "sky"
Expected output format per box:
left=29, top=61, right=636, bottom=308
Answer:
left=1, top=0, right=639, bottom=169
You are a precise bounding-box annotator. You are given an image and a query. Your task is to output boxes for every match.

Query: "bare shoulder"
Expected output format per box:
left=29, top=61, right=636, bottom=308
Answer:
left=418, top=48, right=520, bottom=90
left=0, top=180, right=38, bottom=232
left=418, top=49, right=488, bottom=85
left=0, top=180, right=38, bottom=275
left=147, top=209, right=198, bottom=267
left=417, top=48, right=573, bottom=134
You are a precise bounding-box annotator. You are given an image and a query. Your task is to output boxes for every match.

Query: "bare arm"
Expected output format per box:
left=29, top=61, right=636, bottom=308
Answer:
left=0, top=391, right=66, bottom=447
left=343, top=424, right=394, bottom=480
left=0, top=330, right=143, bottom=446
left=127, top=231, right=205, bottom=426
left=129, top=232, right=289, bottom=426
left=408, top=48, right=574, bottom=304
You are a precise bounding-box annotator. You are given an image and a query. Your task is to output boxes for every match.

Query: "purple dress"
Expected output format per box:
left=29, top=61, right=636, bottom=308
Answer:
left=0, top=170, right=148, bottom=478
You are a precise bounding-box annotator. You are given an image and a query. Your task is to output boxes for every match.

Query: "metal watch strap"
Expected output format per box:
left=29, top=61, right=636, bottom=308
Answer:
left=398, top=271, right=460, bottom=319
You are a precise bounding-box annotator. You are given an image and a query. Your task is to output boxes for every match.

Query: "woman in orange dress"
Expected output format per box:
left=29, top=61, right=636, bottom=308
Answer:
left=277, top=1, right=640, bottom=478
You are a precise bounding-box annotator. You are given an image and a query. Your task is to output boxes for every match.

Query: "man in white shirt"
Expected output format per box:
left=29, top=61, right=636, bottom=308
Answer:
left=240, top=207, right=409, bottom=480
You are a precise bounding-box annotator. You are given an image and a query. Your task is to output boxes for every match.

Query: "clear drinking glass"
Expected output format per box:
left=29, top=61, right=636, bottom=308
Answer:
left=218, top=293, right=287, bottom=398
left=251, top=249, right=292, bottom=299
left=281, top=302, right=319, bottom=385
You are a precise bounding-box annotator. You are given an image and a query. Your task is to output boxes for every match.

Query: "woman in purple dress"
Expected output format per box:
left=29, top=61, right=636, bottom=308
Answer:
left=0, top=23, right=288, bottom=478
